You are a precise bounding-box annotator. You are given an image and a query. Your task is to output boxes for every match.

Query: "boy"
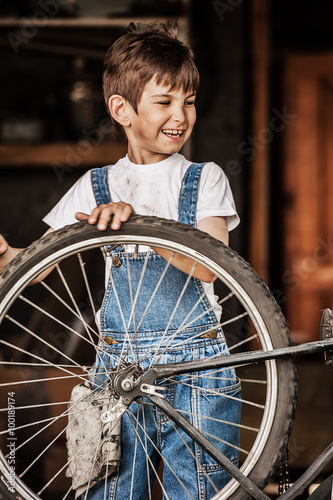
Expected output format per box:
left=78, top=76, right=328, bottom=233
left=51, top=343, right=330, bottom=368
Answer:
left=0, top=22, right=241, bottom=500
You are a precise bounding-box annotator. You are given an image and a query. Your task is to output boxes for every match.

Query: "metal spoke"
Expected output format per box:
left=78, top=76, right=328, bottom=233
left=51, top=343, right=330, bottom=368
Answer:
left=229, top=333, right=260, bottom=351
left=176, top=407, right=259, bottom=433
left=161, top=410, right=222, bottom=495
left=136, top=253, right=174, bottom=330
left=55, top=264, right=110, bottom=374
left=40, top=280, right=99, bottom=341
left=77, top=252, right=97, bottom=318
left=17, top=293, right=113, bottom=362
left=149, top=260, right=198, bottom=368
left=108, top=270, right=136, bottom=365
left=163, top=377, right=264, bottom=410
left=221, top=311, right=249, bottom=327
left=141, top=398, right=152, bottom=500
left=0, top=338, right=93, bottom=385
left=129, top=404, right=141, bottom=500
left=127, top=407, right=195, bottom=500
left=0, top=372, right=89, bottom=389
left=0, top=401, right=70, bottom=412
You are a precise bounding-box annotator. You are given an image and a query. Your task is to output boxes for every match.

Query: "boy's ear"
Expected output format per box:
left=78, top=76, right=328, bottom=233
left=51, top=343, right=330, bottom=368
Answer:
left=108, top=95, right=131, bottom=127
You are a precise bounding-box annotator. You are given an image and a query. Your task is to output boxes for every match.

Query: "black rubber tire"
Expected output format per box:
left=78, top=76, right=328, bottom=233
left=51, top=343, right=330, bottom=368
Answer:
left=0, top=216, right=298, bottom=500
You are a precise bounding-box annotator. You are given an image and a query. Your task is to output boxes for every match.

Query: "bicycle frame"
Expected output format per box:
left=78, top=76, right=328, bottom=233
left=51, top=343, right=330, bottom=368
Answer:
left=114, top=338, right=333, bottom=500
left=151, top=339, right=333, bottom=379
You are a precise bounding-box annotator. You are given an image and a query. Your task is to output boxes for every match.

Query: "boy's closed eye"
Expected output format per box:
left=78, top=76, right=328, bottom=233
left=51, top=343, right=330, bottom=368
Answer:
left=155, top=100, right=195, bottom=108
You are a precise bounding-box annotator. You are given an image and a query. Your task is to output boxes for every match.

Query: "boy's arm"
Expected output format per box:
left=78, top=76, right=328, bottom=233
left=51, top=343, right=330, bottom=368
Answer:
left=197, top=216, right=229, bottom=246
left=153, top=217, right=229, bottom=283
left=0, top=229, right=54, bottom=282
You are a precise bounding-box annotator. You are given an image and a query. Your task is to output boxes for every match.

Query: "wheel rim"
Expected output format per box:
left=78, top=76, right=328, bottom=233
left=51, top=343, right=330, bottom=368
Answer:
left=0, top=226, right=292, bottom=499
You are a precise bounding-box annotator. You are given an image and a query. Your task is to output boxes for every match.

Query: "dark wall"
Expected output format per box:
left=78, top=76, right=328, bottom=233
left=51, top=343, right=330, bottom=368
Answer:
left=191, top=0, right=249, bottom=255
left=0, top=169, right=83, bottom=248
left=272, top=0, right=333, bottom=51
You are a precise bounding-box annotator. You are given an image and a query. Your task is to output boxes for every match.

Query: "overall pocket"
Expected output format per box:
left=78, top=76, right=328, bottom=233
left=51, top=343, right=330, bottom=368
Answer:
left=191, top=343, right=242, bottom=471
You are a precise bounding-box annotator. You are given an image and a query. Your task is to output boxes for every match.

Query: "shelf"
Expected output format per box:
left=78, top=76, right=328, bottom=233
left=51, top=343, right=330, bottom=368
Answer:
left=0, top=16, right=187, bottom=28
left=0, top=10, right=190, bottom=169
left=0, top=142, right=127, bottom=168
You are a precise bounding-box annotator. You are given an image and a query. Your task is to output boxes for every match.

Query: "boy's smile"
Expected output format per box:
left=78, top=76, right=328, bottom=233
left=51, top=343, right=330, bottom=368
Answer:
left=162, top=129, right=185, bottom=140
left=124, top=78, right=197, bottom=164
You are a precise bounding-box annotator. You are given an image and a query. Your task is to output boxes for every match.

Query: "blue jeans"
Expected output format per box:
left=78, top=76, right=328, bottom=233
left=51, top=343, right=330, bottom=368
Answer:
left=86, top=162, right=241, bottom=499
left=87, top=331, right=241, bottom=500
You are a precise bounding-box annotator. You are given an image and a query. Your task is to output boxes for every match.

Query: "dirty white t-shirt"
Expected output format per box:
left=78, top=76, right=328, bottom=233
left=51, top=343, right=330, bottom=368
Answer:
left=43, top=153, right=239, bottom=231
left=43, top=153, right=239, bottom=322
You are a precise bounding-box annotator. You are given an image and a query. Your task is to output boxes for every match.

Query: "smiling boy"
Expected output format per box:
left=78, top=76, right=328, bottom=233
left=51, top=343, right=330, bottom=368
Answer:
left=0, top=21, right=241, bottom=500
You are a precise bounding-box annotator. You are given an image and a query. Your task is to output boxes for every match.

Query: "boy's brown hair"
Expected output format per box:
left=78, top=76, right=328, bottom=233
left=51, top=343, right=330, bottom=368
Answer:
left=102, top=20, right=200, bottom=138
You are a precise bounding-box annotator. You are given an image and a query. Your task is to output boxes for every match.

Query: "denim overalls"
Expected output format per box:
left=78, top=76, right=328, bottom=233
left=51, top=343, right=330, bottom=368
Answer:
left=87, top=163, right=241, bottom=500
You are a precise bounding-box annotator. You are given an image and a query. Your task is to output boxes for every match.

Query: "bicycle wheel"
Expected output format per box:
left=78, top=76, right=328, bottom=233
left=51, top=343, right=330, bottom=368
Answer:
left=0, top=216, right=297, bottom=500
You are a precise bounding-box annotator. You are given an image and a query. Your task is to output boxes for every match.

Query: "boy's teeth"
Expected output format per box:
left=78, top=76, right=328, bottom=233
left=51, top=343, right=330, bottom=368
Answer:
left=163, top=129, right=183, bottom=137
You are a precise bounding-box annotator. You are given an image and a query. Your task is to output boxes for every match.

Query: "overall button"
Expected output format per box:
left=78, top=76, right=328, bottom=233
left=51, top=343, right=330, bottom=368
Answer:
left=112, top=256, right=122, bottom=267
left=104, top=336, right=118, bottom=345
left=201, top=329, right=218, bottom=339
left=209, top=329, right=218, bottom=339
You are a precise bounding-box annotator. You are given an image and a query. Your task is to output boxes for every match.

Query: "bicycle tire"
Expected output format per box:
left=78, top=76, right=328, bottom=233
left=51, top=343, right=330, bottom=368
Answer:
left=0, top=216, right=297, bottom=500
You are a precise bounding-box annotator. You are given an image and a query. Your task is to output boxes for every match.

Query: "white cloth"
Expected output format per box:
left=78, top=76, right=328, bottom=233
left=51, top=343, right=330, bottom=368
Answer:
left=66, top=383, right=121, bottom=498
left=43, top=153, right=239, bottom=231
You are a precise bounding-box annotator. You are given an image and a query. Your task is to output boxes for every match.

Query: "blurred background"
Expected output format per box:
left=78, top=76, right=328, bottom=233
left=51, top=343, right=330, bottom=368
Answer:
left=0, top=0, right=332, bottom=496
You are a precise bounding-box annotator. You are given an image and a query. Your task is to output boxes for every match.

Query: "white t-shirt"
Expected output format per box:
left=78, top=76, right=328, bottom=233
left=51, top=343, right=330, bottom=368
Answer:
left=43, top=153, right=239, bottom=231
left=43, top=153, right=240, bottom=322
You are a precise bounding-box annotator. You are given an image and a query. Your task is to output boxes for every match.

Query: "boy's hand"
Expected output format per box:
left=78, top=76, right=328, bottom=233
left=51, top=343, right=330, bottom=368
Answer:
left=0, top=234, right=9, bottom=257
left=0, top=234, right=23, bottom=274
left=76, top=202, right=133, bottom=231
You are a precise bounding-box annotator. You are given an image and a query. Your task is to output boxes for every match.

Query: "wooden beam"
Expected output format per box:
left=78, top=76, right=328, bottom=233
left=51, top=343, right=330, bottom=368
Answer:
left=249, top=0, right=270, bottom=282
left=0, top=142, right=127, bottom=168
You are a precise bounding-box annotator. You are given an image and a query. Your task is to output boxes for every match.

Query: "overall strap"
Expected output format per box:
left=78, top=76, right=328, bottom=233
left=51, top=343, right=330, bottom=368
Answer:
left=178, top=163, right=205, bottom=227
left=91, top=166, right=112, bottom=206
left=91, top=166, right=119, bottom=253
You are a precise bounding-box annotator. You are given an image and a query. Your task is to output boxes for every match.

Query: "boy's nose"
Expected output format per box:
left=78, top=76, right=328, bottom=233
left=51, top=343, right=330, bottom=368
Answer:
left=172, top=106, right=186, bottom=123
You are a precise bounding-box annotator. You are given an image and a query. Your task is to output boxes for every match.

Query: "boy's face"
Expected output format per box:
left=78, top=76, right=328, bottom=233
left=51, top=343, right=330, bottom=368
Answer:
left=125, top=77, right=197, bottom=164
